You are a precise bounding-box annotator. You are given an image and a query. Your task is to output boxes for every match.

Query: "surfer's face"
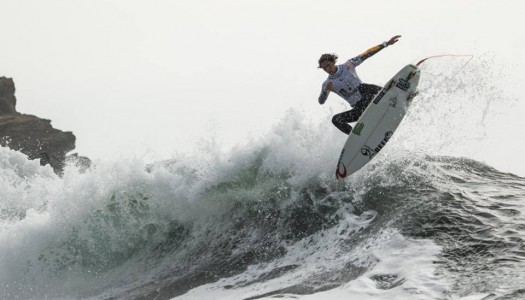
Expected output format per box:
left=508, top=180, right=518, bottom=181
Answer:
left=320, top=61, right=337, bottom=74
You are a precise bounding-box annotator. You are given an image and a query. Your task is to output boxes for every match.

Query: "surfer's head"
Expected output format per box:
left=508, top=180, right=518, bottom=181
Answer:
left=318, top=53, right=338, bottom=74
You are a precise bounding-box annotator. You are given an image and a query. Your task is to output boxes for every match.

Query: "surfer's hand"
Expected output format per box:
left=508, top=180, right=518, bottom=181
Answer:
left=325, top=81, right=334, bottom=91
left=387, top=35, right=401, bottom=46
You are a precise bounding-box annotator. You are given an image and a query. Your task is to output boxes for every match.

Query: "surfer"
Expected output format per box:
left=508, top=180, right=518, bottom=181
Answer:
left=318, top=35, right=401, bottom=134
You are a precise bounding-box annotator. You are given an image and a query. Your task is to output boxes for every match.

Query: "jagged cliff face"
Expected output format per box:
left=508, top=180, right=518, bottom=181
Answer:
left=0, top=76, right=78, bottom=174
left=0, top=77, right=17, bottom=115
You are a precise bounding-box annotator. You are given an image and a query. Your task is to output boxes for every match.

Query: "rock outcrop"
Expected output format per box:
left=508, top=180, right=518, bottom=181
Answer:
left=0, top=77, right=17, bottom=115
left=0, top=76, right=89, bottom=174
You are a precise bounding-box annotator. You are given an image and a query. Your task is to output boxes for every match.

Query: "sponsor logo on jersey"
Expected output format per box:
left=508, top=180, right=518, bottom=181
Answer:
left=396, top=78, right=411, bottom=91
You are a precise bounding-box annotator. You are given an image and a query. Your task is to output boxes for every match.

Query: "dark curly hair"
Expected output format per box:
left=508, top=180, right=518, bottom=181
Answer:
left=318, top=53, right=338, bottom=68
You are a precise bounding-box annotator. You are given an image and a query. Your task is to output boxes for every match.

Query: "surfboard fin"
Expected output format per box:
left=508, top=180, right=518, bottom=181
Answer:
left=407, top=90, right=419, bottom=101
left=406, top=71, right=417, bottom=81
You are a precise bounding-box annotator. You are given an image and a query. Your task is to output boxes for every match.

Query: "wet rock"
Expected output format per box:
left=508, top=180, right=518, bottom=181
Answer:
left=0, top=76, right=90, bottom=174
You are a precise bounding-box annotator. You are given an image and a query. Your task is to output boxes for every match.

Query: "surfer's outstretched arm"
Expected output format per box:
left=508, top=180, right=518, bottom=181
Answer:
left=346, top=35, right=401, bottom=67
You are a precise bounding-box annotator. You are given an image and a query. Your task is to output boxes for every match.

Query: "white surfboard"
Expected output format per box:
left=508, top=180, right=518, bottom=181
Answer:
left=335, top=64, right=420, bottom=179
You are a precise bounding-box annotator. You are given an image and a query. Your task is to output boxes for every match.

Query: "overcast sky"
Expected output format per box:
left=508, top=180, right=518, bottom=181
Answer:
left=1, top=0, right=524, bottom=174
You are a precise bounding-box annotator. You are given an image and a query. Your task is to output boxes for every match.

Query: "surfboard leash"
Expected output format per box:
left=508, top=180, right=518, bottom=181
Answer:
left=416, top=54, right=474, bottom=75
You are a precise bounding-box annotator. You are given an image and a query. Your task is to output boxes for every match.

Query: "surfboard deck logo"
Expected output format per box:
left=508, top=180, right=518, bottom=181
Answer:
left=396, top=78, right=411, bottom=91
left=360, top=146, right=376, bottom=159
left=352, top=123, right=365, bottom=135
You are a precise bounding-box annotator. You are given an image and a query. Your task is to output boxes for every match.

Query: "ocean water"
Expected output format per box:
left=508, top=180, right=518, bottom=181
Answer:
left=1, top=59, right=524, bottom=300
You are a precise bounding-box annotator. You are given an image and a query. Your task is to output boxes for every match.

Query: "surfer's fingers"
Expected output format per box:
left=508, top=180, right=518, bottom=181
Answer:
left=389, top=35, right=401, bottom=44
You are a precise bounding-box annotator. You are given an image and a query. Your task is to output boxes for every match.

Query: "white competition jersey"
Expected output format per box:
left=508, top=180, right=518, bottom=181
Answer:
left=322, top=57, right=364, bottom=106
